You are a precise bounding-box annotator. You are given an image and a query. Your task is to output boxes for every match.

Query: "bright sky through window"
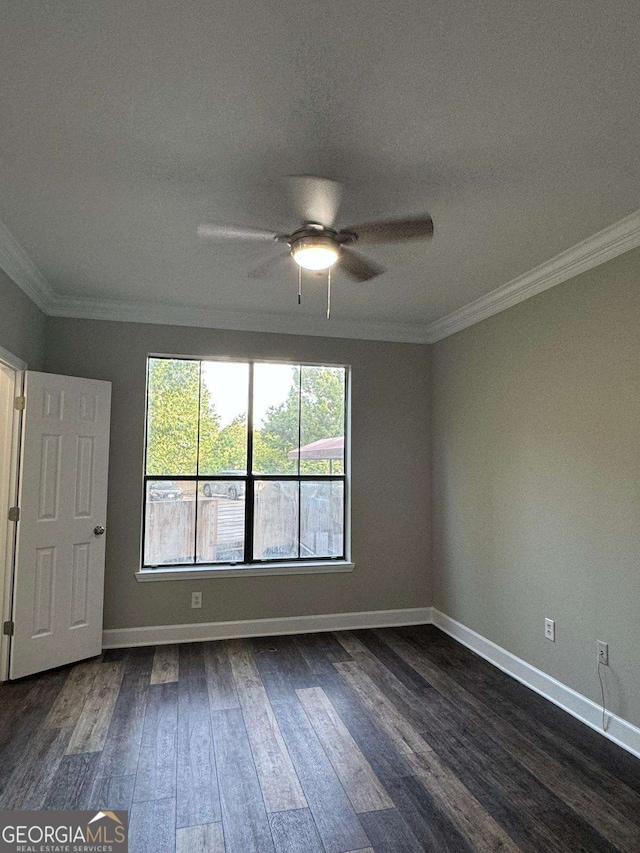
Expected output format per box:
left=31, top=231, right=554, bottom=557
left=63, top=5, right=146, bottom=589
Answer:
left=201, top=361, right=295, bottom=427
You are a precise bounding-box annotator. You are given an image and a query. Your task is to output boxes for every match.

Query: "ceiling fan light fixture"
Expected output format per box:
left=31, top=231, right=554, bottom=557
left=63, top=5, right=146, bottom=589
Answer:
left=291, top=235, right=339, bottom=271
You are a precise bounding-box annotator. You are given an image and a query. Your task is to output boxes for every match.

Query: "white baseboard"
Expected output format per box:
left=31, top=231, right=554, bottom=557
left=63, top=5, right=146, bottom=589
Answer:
left=432, top=609, right=640, bottom=760
left=102, top=606, right=433, bottom=649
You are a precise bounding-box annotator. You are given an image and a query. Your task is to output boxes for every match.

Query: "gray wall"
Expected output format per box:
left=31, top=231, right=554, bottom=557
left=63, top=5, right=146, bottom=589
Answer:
left=45, top=318, right=431, bottom=630
left=432, top=247, right=640, bottom=727
left=0, top=268, right=45, bottom=368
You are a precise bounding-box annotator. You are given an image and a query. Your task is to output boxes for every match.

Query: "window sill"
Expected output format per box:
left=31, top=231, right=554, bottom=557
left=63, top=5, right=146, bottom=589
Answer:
left=135, top=561, right=355, bottom=582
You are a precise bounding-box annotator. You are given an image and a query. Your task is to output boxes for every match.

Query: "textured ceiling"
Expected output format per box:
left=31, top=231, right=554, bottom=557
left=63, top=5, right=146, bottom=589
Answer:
left=1, top=1, right=639, bottom=334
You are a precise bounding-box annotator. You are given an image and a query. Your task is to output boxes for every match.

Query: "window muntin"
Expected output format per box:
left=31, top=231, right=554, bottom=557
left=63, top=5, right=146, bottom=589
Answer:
left=142, top=357, right=348, bottom=568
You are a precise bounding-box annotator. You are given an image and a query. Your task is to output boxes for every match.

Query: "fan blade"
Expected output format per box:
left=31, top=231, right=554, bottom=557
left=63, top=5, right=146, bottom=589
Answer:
left=339, top=248, right=385, bottom=282
left=287, top=175, right=343, bottom=226
left=247, top=251, right=292, bottom=279
left=342, top=214, right=434, bottom=244
left=198, top=223, right=278, bottom=241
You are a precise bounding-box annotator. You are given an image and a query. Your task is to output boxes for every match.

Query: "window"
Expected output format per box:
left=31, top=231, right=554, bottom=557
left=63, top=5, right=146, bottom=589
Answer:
left=142, top=357, right=348, bottom=569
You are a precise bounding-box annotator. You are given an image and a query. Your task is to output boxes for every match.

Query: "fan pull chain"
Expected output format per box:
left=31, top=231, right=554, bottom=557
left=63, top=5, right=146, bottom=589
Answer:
left=298, top=266, right=302, bottom=305
left=327, top=268, right=331, bottom=319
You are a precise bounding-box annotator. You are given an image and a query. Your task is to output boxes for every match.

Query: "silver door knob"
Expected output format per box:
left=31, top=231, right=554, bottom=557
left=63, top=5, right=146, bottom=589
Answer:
left=94, top=525, right=105, bottom=536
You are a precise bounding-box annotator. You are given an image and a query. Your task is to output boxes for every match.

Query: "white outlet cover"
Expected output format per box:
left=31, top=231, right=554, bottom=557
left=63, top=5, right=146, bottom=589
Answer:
left=597, top=640, right=609, bottom=665
left=544, top=618, right=555, bottom=642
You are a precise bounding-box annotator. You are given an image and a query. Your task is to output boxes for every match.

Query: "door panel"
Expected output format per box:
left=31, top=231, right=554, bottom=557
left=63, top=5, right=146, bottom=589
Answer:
left=10, top=372, right=111, bottom=679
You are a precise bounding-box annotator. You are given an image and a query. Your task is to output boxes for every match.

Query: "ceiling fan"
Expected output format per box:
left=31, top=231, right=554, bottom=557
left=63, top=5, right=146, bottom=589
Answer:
left=197, top=175, right=434, bottom=315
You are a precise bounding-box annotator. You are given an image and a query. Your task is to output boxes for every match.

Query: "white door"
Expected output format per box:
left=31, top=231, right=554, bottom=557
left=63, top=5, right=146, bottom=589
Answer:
left=0, top=359, right=22, bottom=680
left=10, top=372, right=111, bottom=679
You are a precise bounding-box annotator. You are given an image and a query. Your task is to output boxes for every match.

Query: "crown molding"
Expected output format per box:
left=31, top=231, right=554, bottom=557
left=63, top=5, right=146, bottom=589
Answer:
left=49, top=293, right=429, bottom=343
left=0, top=219, right=57, bottom=312
left=424, top=209, right=640, bottom=343
left=2, top=209, right=640, bottom=344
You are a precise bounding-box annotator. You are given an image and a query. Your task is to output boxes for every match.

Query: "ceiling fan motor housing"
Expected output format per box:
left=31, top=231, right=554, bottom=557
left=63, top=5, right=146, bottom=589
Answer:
left=288, top=226, right=354, bottom=271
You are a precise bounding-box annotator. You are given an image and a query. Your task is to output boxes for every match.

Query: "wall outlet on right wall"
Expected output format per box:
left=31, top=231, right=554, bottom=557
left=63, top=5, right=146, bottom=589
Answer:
left=544, top=617, right=555, bottom=642
left=597, top=640, right=609, bottom=666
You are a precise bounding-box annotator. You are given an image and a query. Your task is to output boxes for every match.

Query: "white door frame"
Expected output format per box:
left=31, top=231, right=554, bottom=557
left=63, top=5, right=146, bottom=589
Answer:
left=0, top=345, right=26, bottom=682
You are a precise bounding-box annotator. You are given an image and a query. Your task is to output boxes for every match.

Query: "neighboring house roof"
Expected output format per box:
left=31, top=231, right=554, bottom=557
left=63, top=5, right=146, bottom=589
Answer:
left=287, top=436, right=344, bottom=460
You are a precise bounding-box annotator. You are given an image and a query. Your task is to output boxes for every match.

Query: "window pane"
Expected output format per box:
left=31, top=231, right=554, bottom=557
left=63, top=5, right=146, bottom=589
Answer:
left=144, top=480, right=195, bottom=565
left=253, top=363, right=299, bottom=474
left=146, top=359, right=199, bottom=476
left=300, top=480, right=344, bottom=558
left=253, top=480, right=299, bottom=560
left=299, top=366, right=345, bottom=475
left=198, top=361, right=249, bottom=475
left=197, top=481, right=246, bottom=563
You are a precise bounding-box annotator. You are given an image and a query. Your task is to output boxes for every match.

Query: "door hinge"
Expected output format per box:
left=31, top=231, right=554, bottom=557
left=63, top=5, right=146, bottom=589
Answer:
left=3, top=621, right=14, bottom=637
left=8, top=507, right=19, bottom=522
left=14, top=395, right=25, bottom=411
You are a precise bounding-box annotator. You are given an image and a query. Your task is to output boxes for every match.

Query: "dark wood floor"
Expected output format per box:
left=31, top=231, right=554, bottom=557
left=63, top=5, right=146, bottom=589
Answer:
left=1, top=626, right=639, bottom=852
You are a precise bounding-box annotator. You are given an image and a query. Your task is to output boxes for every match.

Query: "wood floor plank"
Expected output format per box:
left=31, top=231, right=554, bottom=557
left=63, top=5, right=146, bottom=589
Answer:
left=384, top=775, right=477, bottom=853
left=176, top=822, right=225, bottom=853
left=296, top=634, right=415, bottom=781
left=117, top=645, right=156, bottom=681
left=0, top=679, right=44, bottom=746
left=179, top=641, right=206, bottom=679
left=151, top=644, right=179, bottom=684
left=251, top=635, right=317, bottom=703
left=383, top=628, right=640, bottom=852
left=101, top=648, right=127, bottom=662
left=133, top=681, right=178, bottom=803
left=335, top=660, right=432, bottom=754
left=211, top=708, right=275, bottom=853
left=270, top=698, right=371, bottom=853
left=90, top=775, right=136, bottom=811
left=66, top=661, right=125, bottom=754
left=0, top=670, right=69, bottom=790
left=43, top=752, right=102, bottom=809
left=204, top=640, right=240, bottom=710
left=46, top=657, right=102, bottom=728
left=269, top=808, right=324, bottom=853
left=334, top=631, right=371, bottom=657
left=296, top=687, right=394, bottom=813
left=406, top=750, right=522, bottom=853
left=302, top=631, right=353, bottom=664
left=228, top=640, right=306, bottom=812
left=359, top=807, right=424, bottom=853
left=251, top=641, right=297, bottom=704
left=0, top=725, right=71, bottom=809
left=129, top=797, right=176, bottom=853
left=343, top=648, right=448, bottom=736
left=356, top=629, right=435, bottom=695
left=97, top=655, right=150, bottom=778
left=176, top=674, right=221, bottom=827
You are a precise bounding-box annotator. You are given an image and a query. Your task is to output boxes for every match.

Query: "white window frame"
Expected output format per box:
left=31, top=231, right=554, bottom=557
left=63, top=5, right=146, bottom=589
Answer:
left=137, top=355, right=353, bottom=581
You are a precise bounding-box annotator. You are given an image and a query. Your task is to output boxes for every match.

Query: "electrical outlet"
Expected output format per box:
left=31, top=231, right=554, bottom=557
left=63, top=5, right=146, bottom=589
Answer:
left=544, top=618, right=555, bottom=642
left=191, top=591, right=202, bottom=609
left=597, top=640, right=609, bottom=666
